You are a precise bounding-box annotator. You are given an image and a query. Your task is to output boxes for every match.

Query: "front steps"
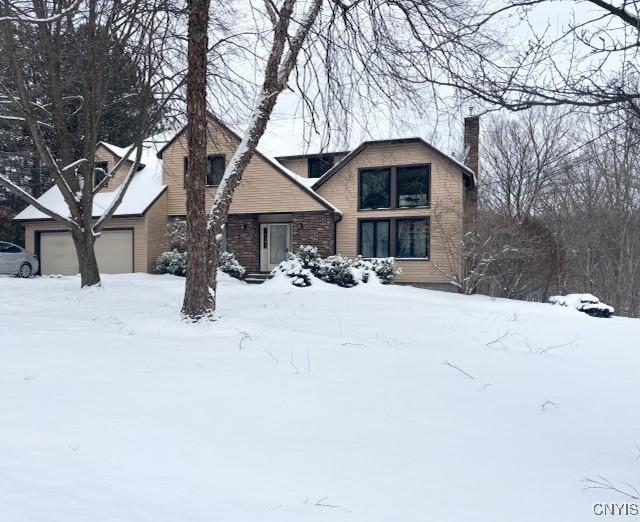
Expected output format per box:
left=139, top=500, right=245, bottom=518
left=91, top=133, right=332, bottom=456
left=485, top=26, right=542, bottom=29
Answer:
left=245, top=273, right=274, bottom=285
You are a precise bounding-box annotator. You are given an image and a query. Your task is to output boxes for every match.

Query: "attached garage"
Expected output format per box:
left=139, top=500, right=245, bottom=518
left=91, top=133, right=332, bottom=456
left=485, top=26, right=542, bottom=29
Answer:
left=38, top=229, right=134, bottom=276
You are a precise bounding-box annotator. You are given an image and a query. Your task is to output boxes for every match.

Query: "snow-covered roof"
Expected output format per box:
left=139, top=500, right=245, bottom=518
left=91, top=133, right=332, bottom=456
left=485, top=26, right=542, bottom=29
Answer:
left=98, top=141, right=137, bottom=161
left=15, top=135, right=167, bottom=221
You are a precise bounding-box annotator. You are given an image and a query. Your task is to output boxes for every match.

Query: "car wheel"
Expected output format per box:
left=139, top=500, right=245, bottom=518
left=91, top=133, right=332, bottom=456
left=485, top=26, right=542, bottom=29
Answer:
left=18, top=263, right=32, bottom=278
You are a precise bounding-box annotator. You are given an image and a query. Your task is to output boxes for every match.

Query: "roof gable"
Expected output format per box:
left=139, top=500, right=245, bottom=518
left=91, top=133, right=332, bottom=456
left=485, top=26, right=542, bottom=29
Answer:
left=157, top=114, right=340, bottom=215
left=15, top=139, right=167, bottom=221
left=312, top=138, right=475, bottom=190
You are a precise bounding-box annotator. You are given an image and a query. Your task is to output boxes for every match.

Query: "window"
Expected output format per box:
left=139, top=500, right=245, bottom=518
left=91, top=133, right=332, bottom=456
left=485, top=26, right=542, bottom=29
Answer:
left=397, top=165, right=429, bottom=207
left=396, top=218, right=428, bottom=258
left=308, top=155, right=334, bottom=178
left=358, top=218, right=430, bottom=259
left=183, top=155, right=226, bottom=186
left=207, top=155, right=225, bottom=186
left=0, top=242, right=21, bottom=253
left=94, top=161, right=109, bottom=188
left=360, top=220, right=390, bottom=258
left=359, top=164, right=430, bottom=210
left=359, top=168, right=391, bottom=209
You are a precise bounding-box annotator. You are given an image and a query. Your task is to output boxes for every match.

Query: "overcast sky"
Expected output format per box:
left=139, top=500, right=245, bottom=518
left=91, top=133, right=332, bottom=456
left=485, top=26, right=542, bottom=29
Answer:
left=256, top=1, right=615, bottom=159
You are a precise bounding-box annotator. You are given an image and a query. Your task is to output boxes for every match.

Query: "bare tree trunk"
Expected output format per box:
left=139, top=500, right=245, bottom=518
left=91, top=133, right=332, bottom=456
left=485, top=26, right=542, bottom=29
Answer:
left=181, top=0, right=214, bottom=320
left=71, top=228, right=100, bottom=287
left=200, top=0, right=322, bottom=319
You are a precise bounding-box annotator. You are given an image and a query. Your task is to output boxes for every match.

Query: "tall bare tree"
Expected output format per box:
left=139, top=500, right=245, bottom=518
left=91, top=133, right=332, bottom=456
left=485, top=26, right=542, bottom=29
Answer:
left=547, top=107, right=640, bottom=316
left=181, top=0, right=324, bottom=319
left=482, top=108, right=574, bottom=218
left=0, top=0, right=171, bottom=286
left=182, top=0, right=211, bottom=318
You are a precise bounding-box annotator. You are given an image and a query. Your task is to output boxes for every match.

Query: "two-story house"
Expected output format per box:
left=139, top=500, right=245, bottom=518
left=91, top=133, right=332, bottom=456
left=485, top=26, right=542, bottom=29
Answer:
left=15, top=115, right=478, bottom=289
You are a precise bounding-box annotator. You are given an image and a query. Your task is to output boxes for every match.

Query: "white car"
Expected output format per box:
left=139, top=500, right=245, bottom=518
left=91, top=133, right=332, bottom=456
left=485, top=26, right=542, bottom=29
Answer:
left=0, top=241, right=39, bottom=278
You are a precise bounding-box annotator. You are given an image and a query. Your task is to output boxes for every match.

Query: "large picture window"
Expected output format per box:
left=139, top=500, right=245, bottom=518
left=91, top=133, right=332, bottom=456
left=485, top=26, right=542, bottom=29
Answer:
left=359, top=168, right=391, bottom=209
left=359, top=164, right=430, bottom=210
left=396, top=218, right=428, bottom=258
left=397, top=166, right=429, bottom=208
left=359, top=217, right=429, bottom=259
left=360, top=220, right=390, bottom=258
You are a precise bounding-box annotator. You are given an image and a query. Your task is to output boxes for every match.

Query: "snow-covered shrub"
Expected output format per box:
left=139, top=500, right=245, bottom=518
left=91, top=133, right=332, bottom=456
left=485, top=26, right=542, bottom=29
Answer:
left=155, top=250, right=246, bottom=280
left=352, top=256, right=374, bottom=283
left=274, top=253, right=313, bottom=287
left=370, top=257, right=402, bottom=284
left=295, top=245, right=322, bottom=274
left=317, top=255, right=361, bottom=288
left=549, top=294, right=614, bottom=318
left=353, top=256, right=401, bottom=284
left=219, top=251, right=246, bottom=280
left=274, top=247, right=401, bottom=288
left=154, top=249, right=187, bottom=276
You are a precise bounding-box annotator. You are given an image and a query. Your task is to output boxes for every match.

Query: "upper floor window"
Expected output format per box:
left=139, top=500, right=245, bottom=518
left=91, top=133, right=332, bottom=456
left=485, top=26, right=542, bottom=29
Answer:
left=207, top=155, right=225, bottom=186
left=308, top=155, right=334, bottom=178
left=358, top=164, right=430, bottom=210
left=397, top=165, right=429, bottom=208
left=94, top=161, right=109, bottom=188
left=184, top=155, right=226, bottom=186
left=360, top=168, right=391, bottom=209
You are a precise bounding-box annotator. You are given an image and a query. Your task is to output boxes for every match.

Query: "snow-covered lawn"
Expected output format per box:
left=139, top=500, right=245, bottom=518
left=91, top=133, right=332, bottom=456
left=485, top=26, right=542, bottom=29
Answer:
left=1, top=274, right=639, bottom=521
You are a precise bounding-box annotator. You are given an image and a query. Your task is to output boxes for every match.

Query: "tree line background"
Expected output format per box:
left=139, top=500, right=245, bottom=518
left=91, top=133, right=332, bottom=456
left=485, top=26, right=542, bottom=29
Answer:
left=460, top=104, right=640, bottom=317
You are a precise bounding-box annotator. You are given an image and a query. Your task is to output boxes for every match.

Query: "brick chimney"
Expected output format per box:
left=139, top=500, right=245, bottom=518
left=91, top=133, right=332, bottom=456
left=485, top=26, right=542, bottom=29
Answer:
left=462, top=115, right=480, bottom=240
left=463, top=115, right=480, bottom=178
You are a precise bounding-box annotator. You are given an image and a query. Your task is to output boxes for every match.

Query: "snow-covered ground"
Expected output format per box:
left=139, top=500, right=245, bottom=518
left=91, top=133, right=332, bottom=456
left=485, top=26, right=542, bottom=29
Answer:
left=1, top=273, right=639, bottom=521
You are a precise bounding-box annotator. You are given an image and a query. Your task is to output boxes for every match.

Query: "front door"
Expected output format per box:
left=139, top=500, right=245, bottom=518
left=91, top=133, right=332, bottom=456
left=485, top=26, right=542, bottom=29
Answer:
left=260, top=223, right=290, bottom=272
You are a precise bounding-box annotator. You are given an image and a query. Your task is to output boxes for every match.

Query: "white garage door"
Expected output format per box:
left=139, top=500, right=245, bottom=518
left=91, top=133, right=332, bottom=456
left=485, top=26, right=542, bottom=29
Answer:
left=40, top=230, right=133, bottom=275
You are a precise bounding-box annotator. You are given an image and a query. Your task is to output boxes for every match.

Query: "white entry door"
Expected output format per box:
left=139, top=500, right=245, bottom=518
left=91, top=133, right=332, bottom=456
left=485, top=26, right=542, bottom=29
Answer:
left=260, top=223, right=290, bottom=272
